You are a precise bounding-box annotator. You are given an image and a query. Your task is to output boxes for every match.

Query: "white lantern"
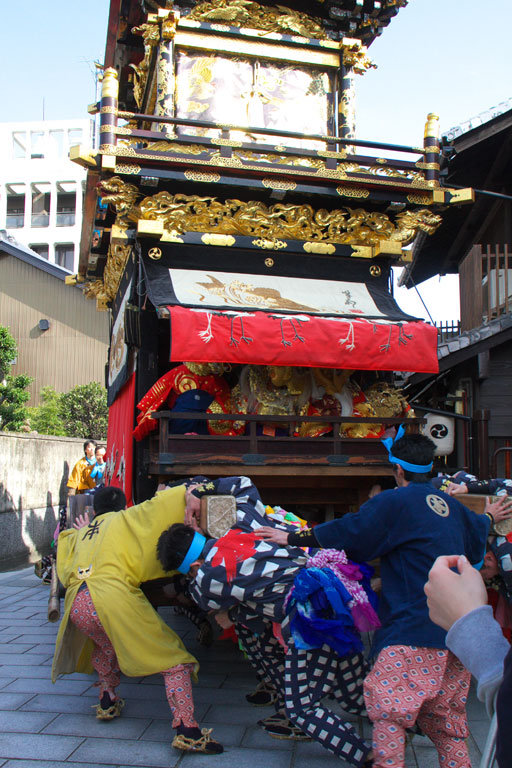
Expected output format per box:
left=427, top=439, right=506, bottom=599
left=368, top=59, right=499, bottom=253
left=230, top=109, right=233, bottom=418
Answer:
left=422, top=413, right=455, bottom=456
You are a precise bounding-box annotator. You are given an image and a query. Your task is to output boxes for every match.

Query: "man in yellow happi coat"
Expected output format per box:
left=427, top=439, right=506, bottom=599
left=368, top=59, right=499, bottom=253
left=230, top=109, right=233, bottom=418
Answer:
left=51, top=484, right=223, bottom=755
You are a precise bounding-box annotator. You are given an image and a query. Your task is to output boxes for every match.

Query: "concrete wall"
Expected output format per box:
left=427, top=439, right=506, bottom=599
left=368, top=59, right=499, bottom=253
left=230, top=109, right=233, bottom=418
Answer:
left=0, top=431, right=84, bottom=569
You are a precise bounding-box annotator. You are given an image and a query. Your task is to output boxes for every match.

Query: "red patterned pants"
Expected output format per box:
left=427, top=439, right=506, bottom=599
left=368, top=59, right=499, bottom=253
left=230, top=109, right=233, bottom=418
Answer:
left=162, top=663, right=197, bottom=728
left=70, top=586, right=121, bottom=699
left=364, top=645, right=471, bottom=768
left=70, top=586, right=198, bottom=728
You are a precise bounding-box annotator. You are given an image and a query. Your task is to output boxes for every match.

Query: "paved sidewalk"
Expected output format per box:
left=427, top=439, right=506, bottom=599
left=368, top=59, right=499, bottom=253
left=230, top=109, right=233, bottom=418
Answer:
left=0, top=566, right=491, bottom=768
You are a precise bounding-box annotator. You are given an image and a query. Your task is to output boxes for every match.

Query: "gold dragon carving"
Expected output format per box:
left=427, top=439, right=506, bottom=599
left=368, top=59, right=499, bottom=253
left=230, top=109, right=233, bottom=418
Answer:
left=98, top=178, right=441, bottom=247
left=186, top=0, right=327, bottom=39
left=342, top=41, right=376, bottom=75
left=131, top=19, right=161, bottom=108
left=82, top=243, right=133, bottom=303
left=103, top=244, right=133, bottom=301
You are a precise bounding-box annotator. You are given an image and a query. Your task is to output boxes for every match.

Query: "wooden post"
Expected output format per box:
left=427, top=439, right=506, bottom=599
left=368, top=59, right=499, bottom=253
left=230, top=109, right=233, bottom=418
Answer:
left=155, top=9, right=179, bottom=134
left=473, top=409, right=490, bottom=478
left=338, top=62, right=356, bottom=154
left=99, top=68, right=119, bottom=155
left=47, top=561, right=60, bottom=623
left=423, top=113, right=441, bottom=186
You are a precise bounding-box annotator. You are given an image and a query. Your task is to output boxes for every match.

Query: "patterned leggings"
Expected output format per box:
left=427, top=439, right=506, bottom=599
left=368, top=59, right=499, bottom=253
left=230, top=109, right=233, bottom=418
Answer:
left=70, top=586, right=197, bottom=728
left=364, top=645, right=471, bottom=768
left=237, top=624, right=370, bottom=767
left=70, top=587, right=120, bottom=698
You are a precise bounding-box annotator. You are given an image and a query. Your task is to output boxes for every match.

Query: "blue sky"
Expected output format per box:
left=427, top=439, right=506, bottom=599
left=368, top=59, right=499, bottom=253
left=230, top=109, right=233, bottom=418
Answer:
left=2, top=0, right=510, bottom=322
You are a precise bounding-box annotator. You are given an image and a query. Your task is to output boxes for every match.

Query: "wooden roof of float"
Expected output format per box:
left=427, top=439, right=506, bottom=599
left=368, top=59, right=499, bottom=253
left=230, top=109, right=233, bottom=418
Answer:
left=400, top=108, right=512, bottom=287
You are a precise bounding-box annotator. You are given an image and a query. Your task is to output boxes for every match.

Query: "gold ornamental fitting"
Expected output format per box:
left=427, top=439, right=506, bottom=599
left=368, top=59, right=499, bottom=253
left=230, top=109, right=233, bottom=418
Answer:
left=102, top=68, right=119, bottom=99
left=424, top=113, right=440, bottom=140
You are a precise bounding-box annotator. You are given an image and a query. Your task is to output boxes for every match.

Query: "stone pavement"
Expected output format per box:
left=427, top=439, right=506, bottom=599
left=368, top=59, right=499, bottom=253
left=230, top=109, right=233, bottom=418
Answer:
left=0, top=566, right=492, bottom=768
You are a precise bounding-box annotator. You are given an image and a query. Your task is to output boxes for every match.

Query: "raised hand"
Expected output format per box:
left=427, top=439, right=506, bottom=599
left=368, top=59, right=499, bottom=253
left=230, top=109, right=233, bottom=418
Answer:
left=254, top=526, right=290, bottom=546
left=424, top=554, right=487, bottom=631
left=73, top=512, right=91, bottom=530
left=486, top=494, right=512, bottom=524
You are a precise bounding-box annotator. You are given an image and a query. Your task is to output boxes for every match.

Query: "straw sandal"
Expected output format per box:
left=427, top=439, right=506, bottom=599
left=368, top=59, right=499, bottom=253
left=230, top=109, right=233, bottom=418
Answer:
left=172, top=727, right=224, bottom=754
left=93, top=698, right=125, bottom=720
left=245, top=680, right=278, bottom=707
left=258, top=713, right=311, bottom=741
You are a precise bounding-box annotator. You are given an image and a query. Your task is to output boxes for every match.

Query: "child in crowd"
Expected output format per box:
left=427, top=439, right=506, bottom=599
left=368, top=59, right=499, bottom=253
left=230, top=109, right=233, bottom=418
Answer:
left=88, top=445, right=106, bottom=489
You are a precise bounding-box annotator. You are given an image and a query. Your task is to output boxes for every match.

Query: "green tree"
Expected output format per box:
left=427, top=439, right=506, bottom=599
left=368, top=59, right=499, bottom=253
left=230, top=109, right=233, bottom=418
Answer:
left=59, top=381, right=108, bottom=440
left=0, top=326, right=18, bottom=379
left=0, top=326, right=32, bottom=432
left=27, top=386, right=66, bottom=436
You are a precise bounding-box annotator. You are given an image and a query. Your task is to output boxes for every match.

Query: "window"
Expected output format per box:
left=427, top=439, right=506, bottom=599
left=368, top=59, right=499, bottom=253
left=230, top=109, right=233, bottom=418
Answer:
left=31, top=186, right=51, bottom=227
left=56, top=188, right=76, bottom=227
left=30, top=244, right=49, bottom=259
left=49, top=130, right=64, bottom=157
left=31, top=131, right=45, bottom=159
left=68, top=128, right=83, bottom=147
left=6, top=193, right=25, bottom=228
left=12, top=132, right=27, bottom=159
left=55, top=243, right=74, bottom=271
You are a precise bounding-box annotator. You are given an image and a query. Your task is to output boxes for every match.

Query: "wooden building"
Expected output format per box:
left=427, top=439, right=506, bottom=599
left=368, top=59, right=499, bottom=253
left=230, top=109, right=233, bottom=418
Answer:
left=0, top=232, right=109, bottom=405
left=68, top=0, right=473, bottom=509
left=402, top=108, right=512, bottom=478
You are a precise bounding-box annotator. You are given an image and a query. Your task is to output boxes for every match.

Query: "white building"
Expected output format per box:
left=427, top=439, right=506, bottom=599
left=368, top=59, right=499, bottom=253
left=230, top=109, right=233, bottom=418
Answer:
left=0, top=119, right=94, bottom=272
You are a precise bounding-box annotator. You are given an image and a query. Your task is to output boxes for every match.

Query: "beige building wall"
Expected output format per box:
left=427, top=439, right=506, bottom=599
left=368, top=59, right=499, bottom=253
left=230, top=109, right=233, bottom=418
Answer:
left=0, top=254, right=109, bottom=405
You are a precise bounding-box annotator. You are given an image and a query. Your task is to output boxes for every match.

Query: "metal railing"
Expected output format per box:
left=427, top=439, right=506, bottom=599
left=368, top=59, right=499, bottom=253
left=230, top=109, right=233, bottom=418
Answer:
left=56, top=212, right=76, bottom=227
left=436, top=320, right=461, bottom=342
left=6, top=214, right=24, bottom=228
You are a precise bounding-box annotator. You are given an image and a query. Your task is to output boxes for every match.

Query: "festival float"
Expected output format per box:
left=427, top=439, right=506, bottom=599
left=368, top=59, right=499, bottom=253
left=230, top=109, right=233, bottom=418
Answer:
left=68, top=0, right=473, bottom=515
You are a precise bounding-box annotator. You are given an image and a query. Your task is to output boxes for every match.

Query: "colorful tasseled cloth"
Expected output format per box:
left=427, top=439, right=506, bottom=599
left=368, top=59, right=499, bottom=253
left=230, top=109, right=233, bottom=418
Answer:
left=285, top=548, right=380, bottom=656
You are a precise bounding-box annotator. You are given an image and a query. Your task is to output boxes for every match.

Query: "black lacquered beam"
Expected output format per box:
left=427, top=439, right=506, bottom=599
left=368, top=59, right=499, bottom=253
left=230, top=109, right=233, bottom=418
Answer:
left=112, top=109, right=425, bottom=155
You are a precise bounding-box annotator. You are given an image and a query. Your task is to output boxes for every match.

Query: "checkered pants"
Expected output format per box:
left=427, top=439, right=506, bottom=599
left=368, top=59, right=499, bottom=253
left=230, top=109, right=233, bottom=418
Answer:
left=364, top=645, right=471, bottom=768
left=236, top=623, right=286, bottom=708
left=237, top=623, right=370, bottom=766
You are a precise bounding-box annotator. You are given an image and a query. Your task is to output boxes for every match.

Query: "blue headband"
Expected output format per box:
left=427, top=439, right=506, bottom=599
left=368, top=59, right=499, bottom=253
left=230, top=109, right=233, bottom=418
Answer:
left=381, top=424, right=433, bottom=473
left=177, top=532, right=207, bottom=574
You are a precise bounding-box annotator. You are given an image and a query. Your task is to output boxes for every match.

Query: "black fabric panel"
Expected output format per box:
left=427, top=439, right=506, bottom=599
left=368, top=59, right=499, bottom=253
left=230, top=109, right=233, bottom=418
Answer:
left=142, top=245, right=417, bottom=322
left=107, top=251, right=136, bottom=406
left=141, top=242, right=378, bottom=282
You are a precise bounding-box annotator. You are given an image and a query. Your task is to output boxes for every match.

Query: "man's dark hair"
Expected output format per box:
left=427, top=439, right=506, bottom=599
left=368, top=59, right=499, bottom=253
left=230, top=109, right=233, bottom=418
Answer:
left=391, top=433, right=436, bottom=482
left=157, top=523, right=196, bottom=572
left=93, top=486, right=126, bottom=516
left=83, top=439, right=97, bottom=453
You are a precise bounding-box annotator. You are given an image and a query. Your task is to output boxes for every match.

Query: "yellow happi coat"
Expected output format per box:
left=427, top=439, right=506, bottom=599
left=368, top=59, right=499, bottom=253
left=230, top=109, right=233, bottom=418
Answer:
left=52, top=485, right=197, bottom=682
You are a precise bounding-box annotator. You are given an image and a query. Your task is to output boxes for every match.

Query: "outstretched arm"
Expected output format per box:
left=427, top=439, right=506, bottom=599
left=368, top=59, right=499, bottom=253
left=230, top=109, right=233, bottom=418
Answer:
left=485, top=494, right=512, bottom=524
left=255, top=525, right=320, bottom=548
